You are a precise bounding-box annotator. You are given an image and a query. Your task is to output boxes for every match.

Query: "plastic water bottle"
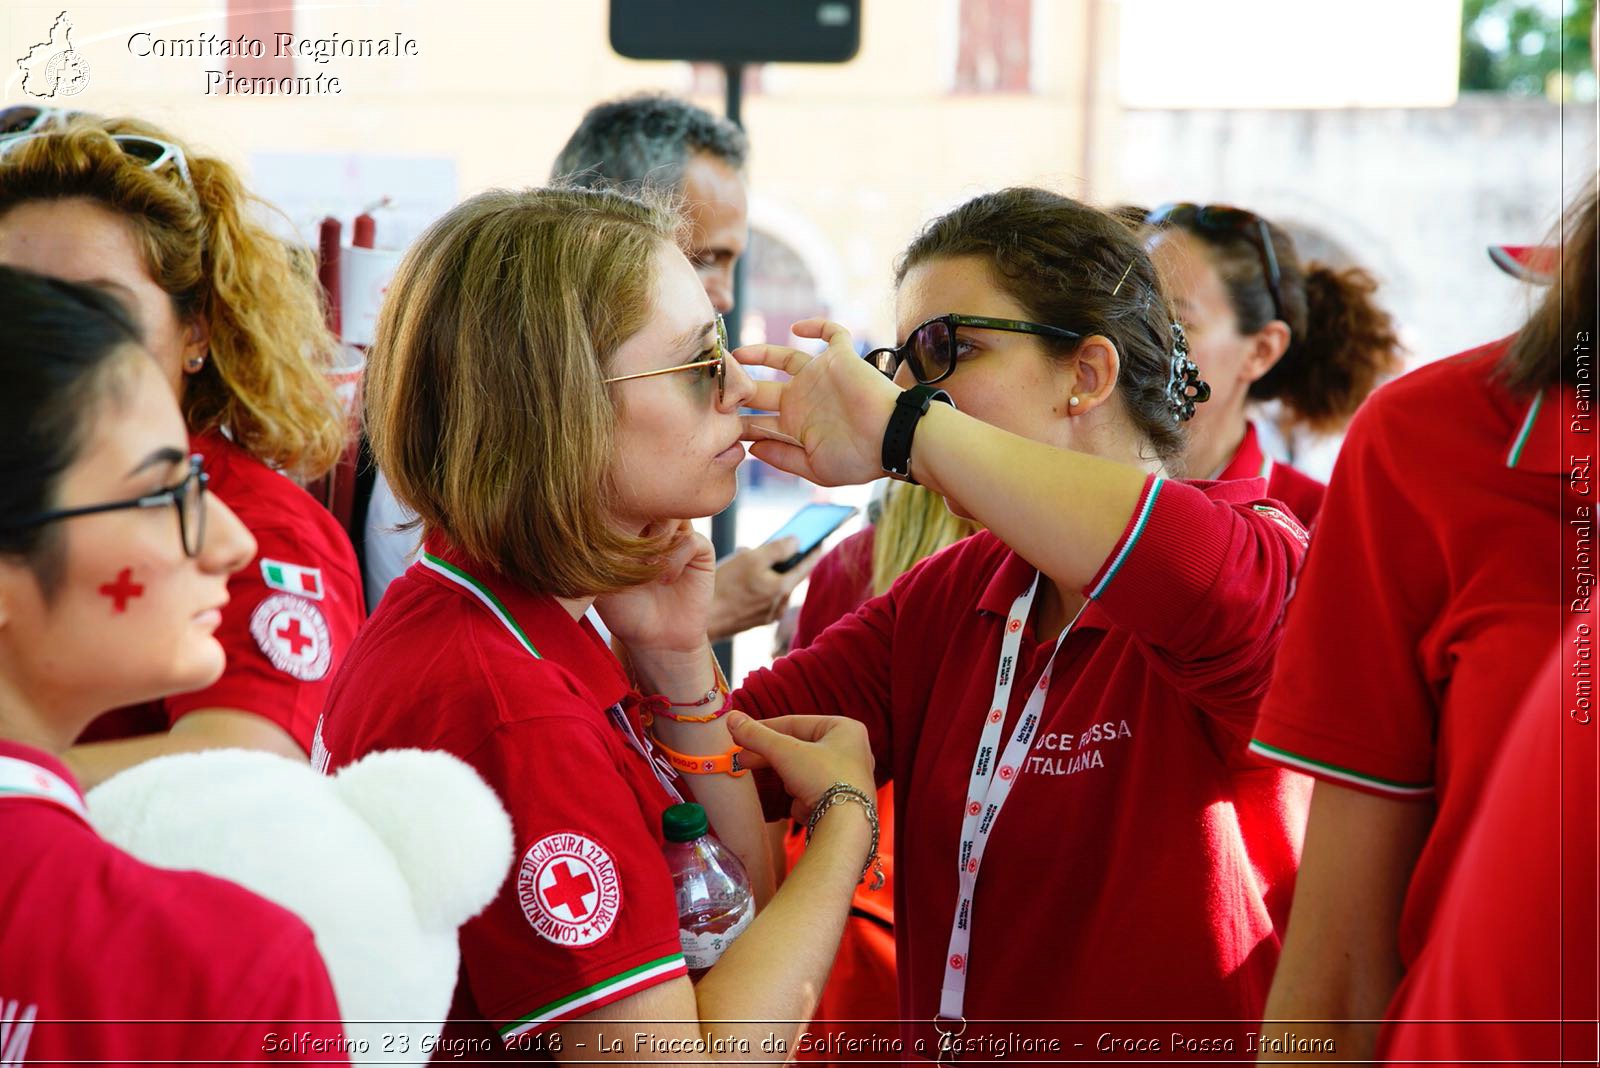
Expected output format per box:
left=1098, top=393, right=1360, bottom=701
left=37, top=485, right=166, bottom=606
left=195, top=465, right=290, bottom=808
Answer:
left=661, top=802, right=755, bottom=979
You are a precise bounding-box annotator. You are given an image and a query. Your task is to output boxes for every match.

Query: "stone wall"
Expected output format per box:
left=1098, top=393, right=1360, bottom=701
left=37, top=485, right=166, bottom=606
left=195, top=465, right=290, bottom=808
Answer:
left=1113, top=97, right=1596, bottom=366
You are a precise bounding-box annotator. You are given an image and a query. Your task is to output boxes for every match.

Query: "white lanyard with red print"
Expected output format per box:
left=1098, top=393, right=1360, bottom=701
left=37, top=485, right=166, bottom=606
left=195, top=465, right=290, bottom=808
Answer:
left=0, top=755, right=89, bottom=823
left=936, top=570, right=1084, bottom=1052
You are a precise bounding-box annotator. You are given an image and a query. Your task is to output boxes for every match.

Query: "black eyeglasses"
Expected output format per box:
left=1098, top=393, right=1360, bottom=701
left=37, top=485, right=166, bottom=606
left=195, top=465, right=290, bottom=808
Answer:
left=1146, top=202, right=1285, bottom=324
left=3, top=454, right=210, bottom=557
left=863, top=314, right=1083, bottom=386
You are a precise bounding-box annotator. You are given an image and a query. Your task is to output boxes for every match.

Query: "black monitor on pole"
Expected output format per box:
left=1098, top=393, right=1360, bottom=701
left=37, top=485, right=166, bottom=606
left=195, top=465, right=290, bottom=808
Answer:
left=608, top=1, right=861, bottom=675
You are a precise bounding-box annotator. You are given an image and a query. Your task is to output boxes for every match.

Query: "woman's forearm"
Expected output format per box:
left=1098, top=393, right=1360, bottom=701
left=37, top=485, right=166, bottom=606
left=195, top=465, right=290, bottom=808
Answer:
left=910, top=404, right=1150, bottom=591
left=692, top=801, right=872, bottom=1043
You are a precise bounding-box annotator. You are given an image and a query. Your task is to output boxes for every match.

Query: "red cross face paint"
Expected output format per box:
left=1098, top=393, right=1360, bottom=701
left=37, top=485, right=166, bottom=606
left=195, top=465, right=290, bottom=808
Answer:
left=517, top=831, right=623, bottom=947
left=98, top=568, right=145, bottom=613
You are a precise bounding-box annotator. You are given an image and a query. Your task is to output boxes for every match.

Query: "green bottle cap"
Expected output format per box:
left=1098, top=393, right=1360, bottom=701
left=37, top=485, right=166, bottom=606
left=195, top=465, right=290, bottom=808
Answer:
left=662, top=802, right=710, bottom=843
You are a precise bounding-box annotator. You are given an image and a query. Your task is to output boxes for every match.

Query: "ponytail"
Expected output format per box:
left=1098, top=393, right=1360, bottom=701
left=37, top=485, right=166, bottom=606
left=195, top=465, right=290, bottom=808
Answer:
left=1251, top=262, right=1405, bottom=432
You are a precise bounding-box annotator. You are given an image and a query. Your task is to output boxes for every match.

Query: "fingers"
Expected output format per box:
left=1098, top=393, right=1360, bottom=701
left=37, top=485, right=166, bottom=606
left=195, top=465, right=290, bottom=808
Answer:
left=734, top=343, right=812, bottom=377
left=743, top=379, right=785, bottom=414
left=755, top=537, right=800, bottom=564
left=741, top=418, right=803, bottom=447
left=725, top=710, right=798, bottom=765
left=748, top=440, right=825, bottom=483
left=746, top=714, right=846, bottom=744
left=788, top=319, right=853, bottom=348
left=777, top=544, right=825, bottom=593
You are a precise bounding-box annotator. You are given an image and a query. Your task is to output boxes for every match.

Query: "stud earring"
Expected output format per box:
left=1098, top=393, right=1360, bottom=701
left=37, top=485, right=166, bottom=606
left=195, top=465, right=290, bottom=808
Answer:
left=184, top=355, right=205, bottom=373
left=1068, top=396, right=1080, bottom=407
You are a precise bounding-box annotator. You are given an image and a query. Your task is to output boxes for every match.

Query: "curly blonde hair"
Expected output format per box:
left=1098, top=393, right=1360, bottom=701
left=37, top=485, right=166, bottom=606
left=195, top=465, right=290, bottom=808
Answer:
left=0, top=117, right=346, bottom=478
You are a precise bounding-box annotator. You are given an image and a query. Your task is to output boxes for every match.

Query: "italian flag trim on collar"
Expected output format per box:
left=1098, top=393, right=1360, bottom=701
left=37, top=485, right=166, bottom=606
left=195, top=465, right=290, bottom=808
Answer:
left=1248, top=739, right=1434, bottom=798
left=420, top=553, right=542, bottom=659
left=1505, top=391, right=1543, bottom=469
left=499, top=954, right=688, bottom=1039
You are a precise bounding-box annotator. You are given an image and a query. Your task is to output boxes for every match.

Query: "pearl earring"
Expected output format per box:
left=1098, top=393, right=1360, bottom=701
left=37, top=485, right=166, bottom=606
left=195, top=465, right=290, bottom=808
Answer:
left=1069, top=396, right=1080, bottom=407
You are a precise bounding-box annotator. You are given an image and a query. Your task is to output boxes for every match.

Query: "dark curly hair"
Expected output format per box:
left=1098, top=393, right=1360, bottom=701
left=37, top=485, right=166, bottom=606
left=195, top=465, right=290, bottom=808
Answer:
left=1156, top=211, right=1405, bottom=433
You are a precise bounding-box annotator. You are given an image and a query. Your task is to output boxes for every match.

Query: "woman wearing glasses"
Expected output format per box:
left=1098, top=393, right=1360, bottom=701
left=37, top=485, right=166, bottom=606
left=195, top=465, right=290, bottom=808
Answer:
left=618, top=187, right=1311, bottom=1052
left=314, top=187, right=881, bottom=1058
left=0, top=265, right=347, bottom=1063
left=1142, top=203, right=1404, bottom=525
left=0, top=116, right=363, bottom=788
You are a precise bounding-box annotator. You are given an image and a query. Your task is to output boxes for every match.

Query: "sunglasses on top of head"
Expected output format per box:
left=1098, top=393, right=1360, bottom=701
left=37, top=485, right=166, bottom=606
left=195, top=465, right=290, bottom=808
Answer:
left=1145, top=202, right=1286, bottom=324
left=0, top=120, right=192, bottom=190
left=862, top=314, right=1083, bottom=386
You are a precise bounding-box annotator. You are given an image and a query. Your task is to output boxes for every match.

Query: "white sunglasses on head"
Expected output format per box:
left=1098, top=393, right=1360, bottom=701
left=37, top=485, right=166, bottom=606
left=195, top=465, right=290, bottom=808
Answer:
left=0, top=128, right=192, bottom=189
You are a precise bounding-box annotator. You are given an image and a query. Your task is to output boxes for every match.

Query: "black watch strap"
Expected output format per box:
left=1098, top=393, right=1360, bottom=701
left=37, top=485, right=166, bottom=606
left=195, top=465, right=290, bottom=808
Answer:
left=881, top=384, right=953, bottom=483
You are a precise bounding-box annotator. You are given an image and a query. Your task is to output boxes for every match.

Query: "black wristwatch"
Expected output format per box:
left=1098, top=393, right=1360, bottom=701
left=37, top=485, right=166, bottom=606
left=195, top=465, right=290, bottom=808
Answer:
left=880, top=384, right=953, bottom=483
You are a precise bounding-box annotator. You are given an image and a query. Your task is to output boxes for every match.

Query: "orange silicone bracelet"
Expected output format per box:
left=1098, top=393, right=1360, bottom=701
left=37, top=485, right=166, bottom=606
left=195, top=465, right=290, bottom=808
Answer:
left=649, top=732, right=748, bottom=777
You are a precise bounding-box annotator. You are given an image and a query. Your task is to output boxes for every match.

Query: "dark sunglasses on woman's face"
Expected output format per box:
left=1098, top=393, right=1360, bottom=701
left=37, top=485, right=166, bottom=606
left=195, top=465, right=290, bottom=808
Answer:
left=862, top=314, right=1084, bottom=386
left=1, top=454, right=210, bottom=558
left=1145, top=202, right=1286, bottom=324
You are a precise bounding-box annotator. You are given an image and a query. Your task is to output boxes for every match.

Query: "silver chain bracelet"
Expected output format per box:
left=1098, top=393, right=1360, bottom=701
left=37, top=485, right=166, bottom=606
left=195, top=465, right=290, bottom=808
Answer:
left=805, top=782, right=886, bottom=891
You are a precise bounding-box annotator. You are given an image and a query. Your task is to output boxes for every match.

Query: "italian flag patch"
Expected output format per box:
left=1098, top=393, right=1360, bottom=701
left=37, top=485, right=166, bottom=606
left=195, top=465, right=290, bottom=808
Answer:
left=260, top=558, right=325, bottom=600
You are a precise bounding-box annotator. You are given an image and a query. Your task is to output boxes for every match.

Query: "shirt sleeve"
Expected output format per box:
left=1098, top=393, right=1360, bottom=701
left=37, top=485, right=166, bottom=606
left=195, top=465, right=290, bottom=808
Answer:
left=736, top=581, right=898, bottom=820
left=166, top=521, right=365, bottom=753
left=1249, top=402, right=1445, bottom=799
left=1084, top=474, right=1309, bottom=740
left=253, top=924, right=350, bottom=1063
left=458, top=716, right=689, bottom=1041
left=793, top=529, right=875, bottom=651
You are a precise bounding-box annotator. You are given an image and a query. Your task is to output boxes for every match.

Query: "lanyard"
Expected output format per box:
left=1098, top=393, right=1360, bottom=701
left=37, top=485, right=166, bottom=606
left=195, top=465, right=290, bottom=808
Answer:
left=937, top=571, right=1083, bottom=1045
left=421, top=553, right=683, bottom=801
left=0, top=755, right=89, bottom=823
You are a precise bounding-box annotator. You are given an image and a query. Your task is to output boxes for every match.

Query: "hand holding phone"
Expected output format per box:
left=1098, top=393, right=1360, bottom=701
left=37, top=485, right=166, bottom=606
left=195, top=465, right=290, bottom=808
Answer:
left=764, top=503, right=858, bottom=573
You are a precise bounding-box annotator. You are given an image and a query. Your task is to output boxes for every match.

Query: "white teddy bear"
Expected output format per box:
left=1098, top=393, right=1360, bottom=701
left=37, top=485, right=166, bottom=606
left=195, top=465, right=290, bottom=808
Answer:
left=88, top=748, right=513, bottom=1065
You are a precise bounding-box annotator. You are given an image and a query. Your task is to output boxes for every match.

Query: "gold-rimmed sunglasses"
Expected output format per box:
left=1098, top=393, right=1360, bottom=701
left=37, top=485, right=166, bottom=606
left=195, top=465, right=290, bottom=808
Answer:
left=603, top=315, right=729, bottom=405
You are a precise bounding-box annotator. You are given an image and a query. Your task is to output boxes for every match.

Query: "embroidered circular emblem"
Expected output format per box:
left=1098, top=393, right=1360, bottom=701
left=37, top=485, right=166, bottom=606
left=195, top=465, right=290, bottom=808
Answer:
left=1007, top=619, right=1022, bottom=633
left=988, top=709, right=1003, bottom=724
left=998, top=765, right=1015, bottom=781
left=248, top=594, right=331, bottom=680
left=517, top=832, right=622, bottom=947
left=966, top=858, right=978, bottom=873
left=950, top=954, right=965, bottom=970
left=967, top=801, right=981, bottom=816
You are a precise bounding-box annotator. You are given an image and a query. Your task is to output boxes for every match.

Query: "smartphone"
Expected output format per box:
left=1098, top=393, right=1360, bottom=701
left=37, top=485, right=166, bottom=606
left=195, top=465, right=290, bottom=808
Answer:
left=765, top=503, right=858, bottom=573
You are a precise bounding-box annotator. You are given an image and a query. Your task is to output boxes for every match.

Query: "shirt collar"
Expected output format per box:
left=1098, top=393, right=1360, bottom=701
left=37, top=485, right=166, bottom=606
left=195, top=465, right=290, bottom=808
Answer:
left=1503, top=385, right=1570, bottom=475
left=418, top=532, right=630, bottom=708
left=976, top=541, right=1114, bottom=634
left=0, top=740, right=89, bottom=821
left=1215, top=422, right=1273, bottom=482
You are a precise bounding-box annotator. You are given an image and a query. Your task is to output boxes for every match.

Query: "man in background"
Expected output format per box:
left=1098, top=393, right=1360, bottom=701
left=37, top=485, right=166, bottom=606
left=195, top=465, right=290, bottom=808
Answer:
left=551, top=93, right=819, bottom=641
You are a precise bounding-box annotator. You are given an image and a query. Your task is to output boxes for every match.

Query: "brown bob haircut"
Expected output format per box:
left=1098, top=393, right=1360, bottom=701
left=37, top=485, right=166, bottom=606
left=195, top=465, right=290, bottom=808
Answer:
left=368, top=186, right=684, bottom=597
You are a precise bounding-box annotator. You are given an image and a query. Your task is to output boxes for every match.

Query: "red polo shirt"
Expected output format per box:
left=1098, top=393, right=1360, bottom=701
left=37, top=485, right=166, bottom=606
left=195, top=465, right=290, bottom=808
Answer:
left=1383, top=621, right=1599, bottom=1065
left=0, top=739, right=346, bottom=1063
left=795, top=527, right=878, bottom=648
left=1216, top=421, right=1327, bottom=526
left=81, top=431, right=365, bottom=751
left=315, top=534, right=689, bottom=1053
left=737, top=474, right=1310, bottom=1050
left=1250, top=339, right=1574, bottom=972
left=790, top=524, right=898, bottom=1065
